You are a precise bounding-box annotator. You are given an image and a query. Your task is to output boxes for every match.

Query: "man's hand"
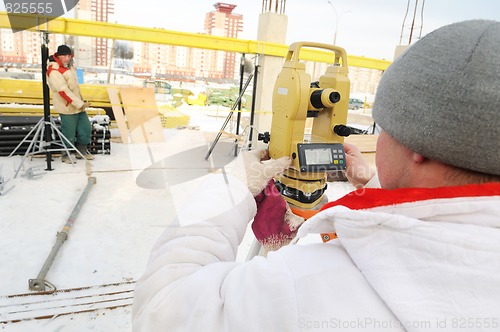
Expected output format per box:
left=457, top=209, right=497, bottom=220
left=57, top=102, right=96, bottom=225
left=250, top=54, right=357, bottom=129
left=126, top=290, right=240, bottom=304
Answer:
left=80, top=101, right=91, bottom=111
left=229, top=149, right=291, bottom=196
left=343, top=142, right=375, bottom=188
left=252, top=180, right=305, bottom=254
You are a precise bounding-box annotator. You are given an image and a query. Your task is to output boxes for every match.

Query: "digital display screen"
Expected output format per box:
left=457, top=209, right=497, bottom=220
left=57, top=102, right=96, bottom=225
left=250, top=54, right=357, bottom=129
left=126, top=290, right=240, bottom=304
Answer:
left=304, top=148, right=333, bottom=165
left=297, top=143, right=345, bottom=172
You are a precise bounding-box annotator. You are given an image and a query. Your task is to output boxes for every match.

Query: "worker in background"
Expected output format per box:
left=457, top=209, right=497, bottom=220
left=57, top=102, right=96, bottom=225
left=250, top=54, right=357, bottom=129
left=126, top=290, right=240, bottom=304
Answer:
left=132, top=20, right=500, bottom=331
left=47, top=45, right=94, bottom=163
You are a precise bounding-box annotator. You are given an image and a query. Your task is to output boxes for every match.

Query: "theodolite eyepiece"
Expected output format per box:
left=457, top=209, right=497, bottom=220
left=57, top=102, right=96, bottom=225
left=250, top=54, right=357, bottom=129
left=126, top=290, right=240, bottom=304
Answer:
left=309, top=88, right=341, bottom=109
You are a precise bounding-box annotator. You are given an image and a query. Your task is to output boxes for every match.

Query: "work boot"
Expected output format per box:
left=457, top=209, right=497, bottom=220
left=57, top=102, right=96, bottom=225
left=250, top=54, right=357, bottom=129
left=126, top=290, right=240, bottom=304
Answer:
left=76, top=144, right=95, bottom=160
left=61, top=153, right=76, bottom=164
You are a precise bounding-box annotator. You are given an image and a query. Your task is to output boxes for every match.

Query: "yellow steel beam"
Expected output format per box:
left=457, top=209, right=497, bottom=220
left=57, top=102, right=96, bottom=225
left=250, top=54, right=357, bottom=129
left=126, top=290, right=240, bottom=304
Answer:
left=0, top=78, right=114, bottom=108
left=0, top=104, right=105, bottom=117
left=0, top=12, right=391, bottom=71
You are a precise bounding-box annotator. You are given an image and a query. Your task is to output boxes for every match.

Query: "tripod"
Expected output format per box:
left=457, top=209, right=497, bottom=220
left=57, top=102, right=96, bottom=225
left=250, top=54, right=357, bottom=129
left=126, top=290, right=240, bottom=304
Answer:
left=205, top=55, right=258, bottom=160
left=9, top=117, right=86, bottom=178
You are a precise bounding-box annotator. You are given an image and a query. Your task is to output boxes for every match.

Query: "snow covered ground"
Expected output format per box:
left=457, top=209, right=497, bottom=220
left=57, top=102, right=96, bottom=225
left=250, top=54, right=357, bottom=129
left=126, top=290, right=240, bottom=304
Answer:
left=0, top=106, right=366, bottom=331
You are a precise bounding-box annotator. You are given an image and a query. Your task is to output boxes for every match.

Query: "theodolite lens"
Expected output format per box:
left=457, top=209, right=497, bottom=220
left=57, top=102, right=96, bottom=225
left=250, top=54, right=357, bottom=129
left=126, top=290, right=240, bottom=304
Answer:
left=310, top=89, right=340, bottom=109
left=328, top=91, right=340, bottom=103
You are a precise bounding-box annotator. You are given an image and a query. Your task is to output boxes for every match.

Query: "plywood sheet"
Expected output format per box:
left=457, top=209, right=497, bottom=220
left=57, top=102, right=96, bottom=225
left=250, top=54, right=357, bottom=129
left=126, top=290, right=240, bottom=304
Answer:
left=107, top=87, right=130, bottom=144
left=345, top=134, right=378, bottom=153
left=345, top=134, right=378, bottom=167
left=119, top=87, right=164, bottom=143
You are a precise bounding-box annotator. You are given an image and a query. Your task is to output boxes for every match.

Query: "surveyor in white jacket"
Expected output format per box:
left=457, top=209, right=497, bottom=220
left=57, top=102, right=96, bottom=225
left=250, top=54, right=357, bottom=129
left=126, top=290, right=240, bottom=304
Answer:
left=132, top=20, right=500, bottom=331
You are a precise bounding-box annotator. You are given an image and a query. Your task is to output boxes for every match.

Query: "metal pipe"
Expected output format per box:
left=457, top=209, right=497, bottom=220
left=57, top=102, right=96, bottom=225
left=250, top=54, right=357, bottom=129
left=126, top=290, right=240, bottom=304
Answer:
left=235, top=54, right=245, bottom=156
left=29, top=176, right=97, bottom=291
left=408, top=0, right=419, bottom=44
left=41, top=31, right=54, bottom=172
left=248, top=61, right=259, bottom=150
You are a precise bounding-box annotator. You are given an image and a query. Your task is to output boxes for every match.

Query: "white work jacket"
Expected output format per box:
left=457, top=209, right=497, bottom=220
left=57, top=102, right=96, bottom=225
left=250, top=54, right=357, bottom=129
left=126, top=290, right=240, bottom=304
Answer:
left=132, top=174, right=500, bottom=331
left=47, top=55, right=85, bottom=115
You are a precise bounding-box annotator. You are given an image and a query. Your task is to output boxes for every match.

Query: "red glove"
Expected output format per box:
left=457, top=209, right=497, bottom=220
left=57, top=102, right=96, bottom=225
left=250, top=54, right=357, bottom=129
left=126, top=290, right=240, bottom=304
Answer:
left=252, top=180, right=304, bottom=253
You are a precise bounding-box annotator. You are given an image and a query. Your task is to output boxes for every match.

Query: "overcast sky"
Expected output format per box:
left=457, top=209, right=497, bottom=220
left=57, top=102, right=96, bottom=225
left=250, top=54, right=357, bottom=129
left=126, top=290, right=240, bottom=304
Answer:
left=1, top=0, right=499, bottom=60
left=111, top=0, right=500, bottom=60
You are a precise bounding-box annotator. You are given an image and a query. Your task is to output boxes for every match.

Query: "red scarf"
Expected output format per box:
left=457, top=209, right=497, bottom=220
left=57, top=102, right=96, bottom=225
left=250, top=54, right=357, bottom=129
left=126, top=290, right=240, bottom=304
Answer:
left=322, top=182, right=500, bottom=211
left=319, top=182, right=500, bottom=242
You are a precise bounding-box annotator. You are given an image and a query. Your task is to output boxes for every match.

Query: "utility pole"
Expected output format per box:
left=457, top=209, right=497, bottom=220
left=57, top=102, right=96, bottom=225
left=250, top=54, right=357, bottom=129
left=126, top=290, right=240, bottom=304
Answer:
left=327, top=1, right=350, bottom=45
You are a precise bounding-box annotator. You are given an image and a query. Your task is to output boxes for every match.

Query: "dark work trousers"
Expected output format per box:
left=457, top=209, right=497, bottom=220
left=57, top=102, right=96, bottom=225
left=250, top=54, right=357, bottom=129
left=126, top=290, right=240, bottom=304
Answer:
left=60, top=112, right=92, bottom=147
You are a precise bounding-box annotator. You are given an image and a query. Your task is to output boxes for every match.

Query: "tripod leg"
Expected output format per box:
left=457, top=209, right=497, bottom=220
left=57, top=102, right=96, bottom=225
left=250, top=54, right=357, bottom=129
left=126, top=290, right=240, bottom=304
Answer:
left=204, top=111, right=234, bottom=160
left=8, top=118, right=44, bottom=157
left=13, top=120, right=45, bottom=178
left=246, top=238, right=263, bottom=260
left=204, top=73, right=254, bottom=160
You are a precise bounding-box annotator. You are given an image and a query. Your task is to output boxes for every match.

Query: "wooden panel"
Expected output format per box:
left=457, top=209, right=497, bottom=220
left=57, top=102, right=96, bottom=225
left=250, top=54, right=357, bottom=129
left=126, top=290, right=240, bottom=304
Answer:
left=106, top=88, right=130, bottom=144
left=119, top=87, right=164, bottom=143
left=345, top=134, right=378, bottom=168
left=345, top=134, right=378, bottom=153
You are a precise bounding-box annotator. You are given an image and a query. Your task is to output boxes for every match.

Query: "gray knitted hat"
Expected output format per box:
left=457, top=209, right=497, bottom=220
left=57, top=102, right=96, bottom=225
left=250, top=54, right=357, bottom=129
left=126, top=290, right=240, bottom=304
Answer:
left=372, top=20, right=500, bottom=176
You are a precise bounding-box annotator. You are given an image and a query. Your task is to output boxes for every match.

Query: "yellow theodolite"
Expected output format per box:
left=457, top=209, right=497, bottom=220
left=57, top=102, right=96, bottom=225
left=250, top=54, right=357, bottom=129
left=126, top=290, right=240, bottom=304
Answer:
left=259, top=42, right=351, bottom=217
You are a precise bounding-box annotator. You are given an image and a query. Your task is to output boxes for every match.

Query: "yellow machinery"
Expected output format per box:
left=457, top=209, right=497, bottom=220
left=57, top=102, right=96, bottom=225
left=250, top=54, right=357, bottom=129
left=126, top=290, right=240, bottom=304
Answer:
left=259, top=42, right=351, bottom=215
